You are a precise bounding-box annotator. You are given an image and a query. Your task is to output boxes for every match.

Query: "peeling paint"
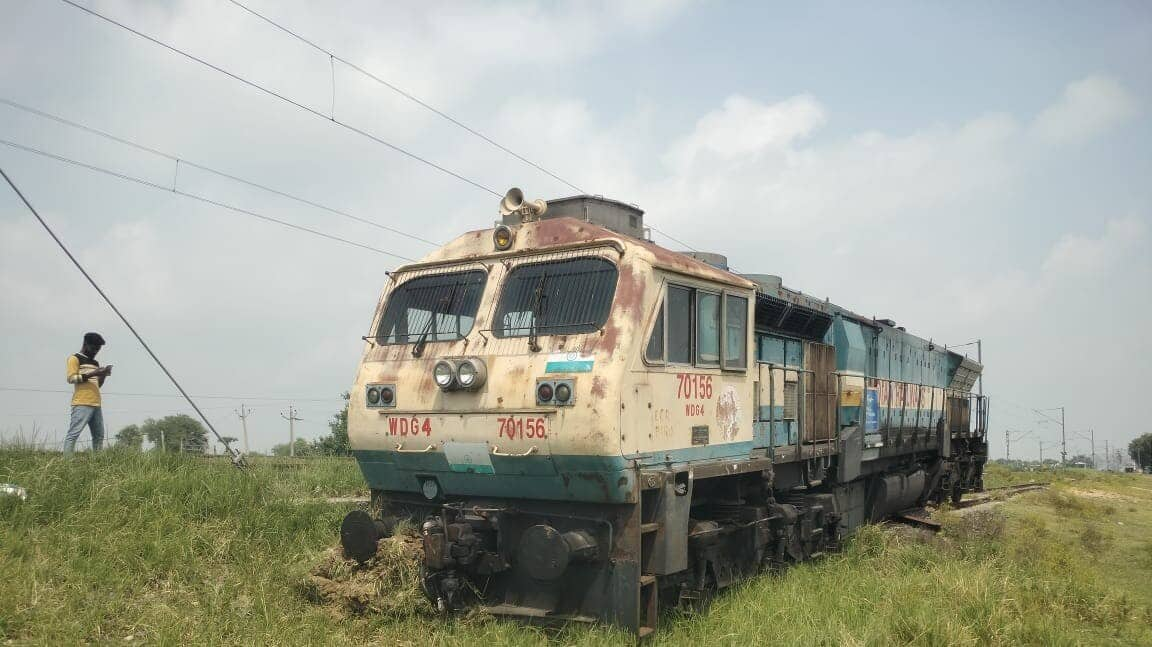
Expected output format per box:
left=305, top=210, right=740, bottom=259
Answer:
left=716, top=385, right=742, bottom=441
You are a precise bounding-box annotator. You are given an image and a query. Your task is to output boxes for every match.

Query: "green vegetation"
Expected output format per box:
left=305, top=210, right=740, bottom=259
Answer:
left=2, top=452, right=1150, bottom=645
left=1130, top=432, right=1152, bottom=471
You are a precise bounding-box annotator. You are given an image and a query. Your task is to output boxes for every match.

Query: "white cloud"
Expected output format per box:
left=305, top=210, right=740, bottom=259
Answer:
left=664, top=94, right=826, bottom=171
left=1041, top=216, right=1148, bottom=278
left=1031, top=75, right=1138, bottom=146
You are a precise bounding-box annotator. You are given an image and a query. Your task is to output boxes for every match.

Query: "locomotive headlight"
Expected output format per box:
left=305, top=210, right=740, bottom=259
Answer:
left=456, top=358, right=487, bottom=390
left=493, top=225, right=514, bottom=251
left=366, top=387, right=381, bottom=405
left=433, top=360, right=458, bottom=390
left=379, top=386, right=395, bottom=405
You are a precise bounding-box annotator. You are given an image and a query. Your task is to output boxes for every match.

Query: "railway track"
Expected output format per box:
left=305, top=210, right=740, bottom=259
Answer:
left=892, top=482, right=1049, bottom=532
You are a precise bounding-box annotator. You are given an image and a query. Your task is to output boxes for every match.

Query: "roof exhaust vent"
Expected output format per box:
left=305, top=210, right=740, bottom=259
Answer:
left=876, top=318, right=896, bottom=327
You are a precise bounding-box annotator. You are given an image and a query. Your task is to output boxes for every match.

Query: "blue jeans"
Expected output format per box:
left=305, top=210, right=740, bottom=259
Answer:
left=64, top=405, right=104, bottom=455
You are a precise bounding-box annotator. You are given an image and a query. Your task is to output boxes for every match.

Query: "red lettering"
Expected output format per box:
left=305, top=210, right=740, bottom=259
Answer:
left=676, top=374, right=715, bottom=400
left=495, top=417, right=547, bottom=439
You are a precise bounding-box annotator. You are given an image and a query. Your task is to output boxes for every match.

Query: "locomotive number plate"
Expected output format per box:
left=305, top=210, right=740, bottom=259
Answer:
left=384, top=416, right=432, bottom=437
left=497, top=416, right=548, bottom=440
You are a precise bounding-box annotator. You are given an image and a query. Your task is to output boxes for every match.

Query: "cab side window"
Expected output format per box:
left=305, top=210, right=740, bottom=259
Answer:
left=645, top=283, right=748, bottom=370
left=667, top=286, right=693, bottom=364
left=724, top=294, right=748, bottom=369
left=645, top=302, right=665, bottom=362
left=696, top=291, right=721, bottom=366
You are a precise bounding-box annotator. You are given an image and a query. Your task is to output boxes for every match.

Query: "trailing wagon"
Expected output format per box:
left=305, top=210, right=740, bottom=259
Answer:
left=341, top=189, right=988, bottom=636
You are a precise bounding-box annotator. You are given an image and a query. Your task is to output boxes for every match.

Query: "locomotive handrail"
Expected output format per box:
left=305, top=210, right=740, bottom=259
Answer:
left=394, top=443, right=437, bottom=453
left=490, top=445, right=538, bottom=457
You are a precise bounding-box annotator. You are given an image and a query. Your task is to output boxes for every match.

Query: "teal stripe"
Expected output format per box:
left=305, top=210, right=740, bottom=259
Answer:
left=625, top=441, right=755, bottom=467
left=545, top=360, right=594, bottom=373
left=353, top=449, right=635, bottom=504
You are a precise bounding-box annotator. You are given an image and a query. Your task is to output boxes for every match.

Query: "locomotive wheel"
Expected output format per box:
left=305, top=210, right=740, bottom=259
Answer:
left=950, top=482, right=963, bottom=505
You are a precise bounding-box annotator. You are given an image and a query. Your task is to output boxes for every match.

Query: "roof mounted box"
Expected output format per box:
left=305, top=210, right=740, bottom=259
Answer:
left=502, top=195, right=645, bottom=239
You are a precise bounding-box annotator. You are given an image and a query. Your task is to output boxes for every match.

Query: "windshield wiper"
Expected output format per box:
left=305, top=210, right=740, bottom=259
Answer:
left=412, top=283, right=458, bottom=358
left=527, top=272, right=548, bottom=353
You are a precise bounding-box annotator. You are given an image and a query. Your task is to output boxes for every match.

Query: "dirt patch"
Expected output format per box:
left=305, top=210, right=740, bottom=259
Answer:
left=1068, top=488, right=1139, bottom=504
left=301, top=529, right=432, bottom=618
left=941, top=507, right=1007, bottom=542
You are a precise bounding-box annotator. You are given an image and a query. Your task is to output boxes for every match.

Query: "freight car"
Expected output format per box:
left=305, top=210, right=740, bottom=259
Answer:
left=341, top=189, right=988, bottom=636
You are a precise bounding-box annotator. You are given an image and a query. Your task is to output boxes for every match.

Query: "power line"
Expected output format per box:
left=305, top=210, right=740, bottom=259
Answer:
left=59, top=0, right=502, bottom=198
left=0, top=387, right=342, bottom=403
left=225, top=0, right=584, bottom=195
left=0, top=166, right=248, bottom=468
left=0, top=97, right=439, bottom=247
left=0, top=137, right=415, bottom=260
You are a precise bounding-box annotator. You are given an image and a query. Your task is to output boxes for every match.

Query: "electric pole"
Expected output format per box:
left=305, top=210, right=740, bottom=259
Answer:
left=235, top=404, right=252, bottom=455
left=1005, top=429, right=1032, bottom=462
left=1061, top=407, right=1066, bottom=465
left=1104, top=440, right=1110, bottom=470
left=1035, top=407, right=1067, bottom=465
left=281, top=405, right=301, bottom=457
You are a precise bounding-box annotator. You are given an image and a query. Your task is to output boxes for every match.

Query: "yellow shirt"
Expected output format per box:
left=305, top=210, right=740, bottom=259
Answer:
left=66, top=354, right=102, bottom=407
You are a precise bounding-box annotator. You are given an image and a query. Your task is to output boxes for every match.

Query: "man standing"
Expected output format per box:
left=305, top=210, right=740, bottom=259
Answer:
left=64, top=332, right=112, bottom=455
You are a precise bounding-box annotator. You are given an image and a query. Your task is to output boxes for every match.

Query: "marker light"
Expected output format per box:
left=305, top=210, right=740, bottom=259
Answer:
left=433, top=360, right=458, bottom=390
left=456, top=358, right=487, bottom=390
left=421, top=478, right=441, bottom=500
left=366, top=383, right=396, bottom=408
left=554, top=382, right=572, bottom=403
left=536, top=382, right=554, bottom=403
left=493, top=225, right=514, bottom=251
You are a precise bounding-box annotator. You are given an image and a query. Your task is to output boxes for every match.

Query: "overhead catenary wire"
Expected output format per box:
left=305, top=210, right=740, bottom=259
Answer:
left=225, top=0, right=585, bottom=195
left=0, top=97, right=439, bottom=247
left=222, top=1, right=724, bottom=263
left=0, top=166, right=250, bottom=468
left=56, top=0, right=737, bottom=270
left=58, top=0, right=502, bottom=198
left=0, top=137, right=415, bottom=260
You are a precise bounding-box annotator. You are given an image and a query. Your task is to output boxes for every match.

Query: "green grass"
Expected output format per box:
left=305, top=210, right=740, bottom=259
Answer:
left=2, top=451, right=1150, bottom=645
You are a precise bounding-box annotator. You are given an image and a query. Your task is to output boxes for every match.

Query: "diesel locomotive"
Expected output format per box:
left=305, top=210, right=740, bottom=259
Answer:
left=341, top=189, right=988, bottom=636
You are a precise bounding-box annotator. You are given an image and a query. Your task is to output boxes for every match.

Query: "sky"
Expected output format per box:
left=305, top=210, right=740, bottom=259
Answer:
left=1, top=0, right=1149, bottom=461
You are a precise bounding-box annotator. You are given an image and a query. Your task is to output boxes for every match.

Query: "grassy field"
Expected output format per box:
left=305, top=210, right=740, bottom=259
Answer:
left=1, top=453, right=1150, bottom=646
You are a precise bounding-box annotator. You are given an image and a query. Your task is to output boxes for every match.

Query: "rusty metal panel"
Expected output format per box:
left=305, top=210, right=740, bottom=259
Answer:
left=803, top=342, right=837, bottom=443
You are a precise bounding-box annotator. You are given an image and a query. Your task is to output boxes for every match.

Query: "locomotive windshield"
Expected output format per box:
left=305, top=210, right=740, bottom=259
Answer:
left=493, top=257, right=618, bottom=337
left=375, top=270, right=486, bottom=345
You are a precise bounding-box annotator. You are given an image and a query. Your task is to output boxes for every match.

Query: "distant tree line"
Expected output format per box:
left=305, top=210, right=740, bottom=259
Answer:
left=113, top=393, right=351, bottom=457
left=1131, top=433, right=1152, bottom=471
left=114, top=414, right=209, bottom=453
